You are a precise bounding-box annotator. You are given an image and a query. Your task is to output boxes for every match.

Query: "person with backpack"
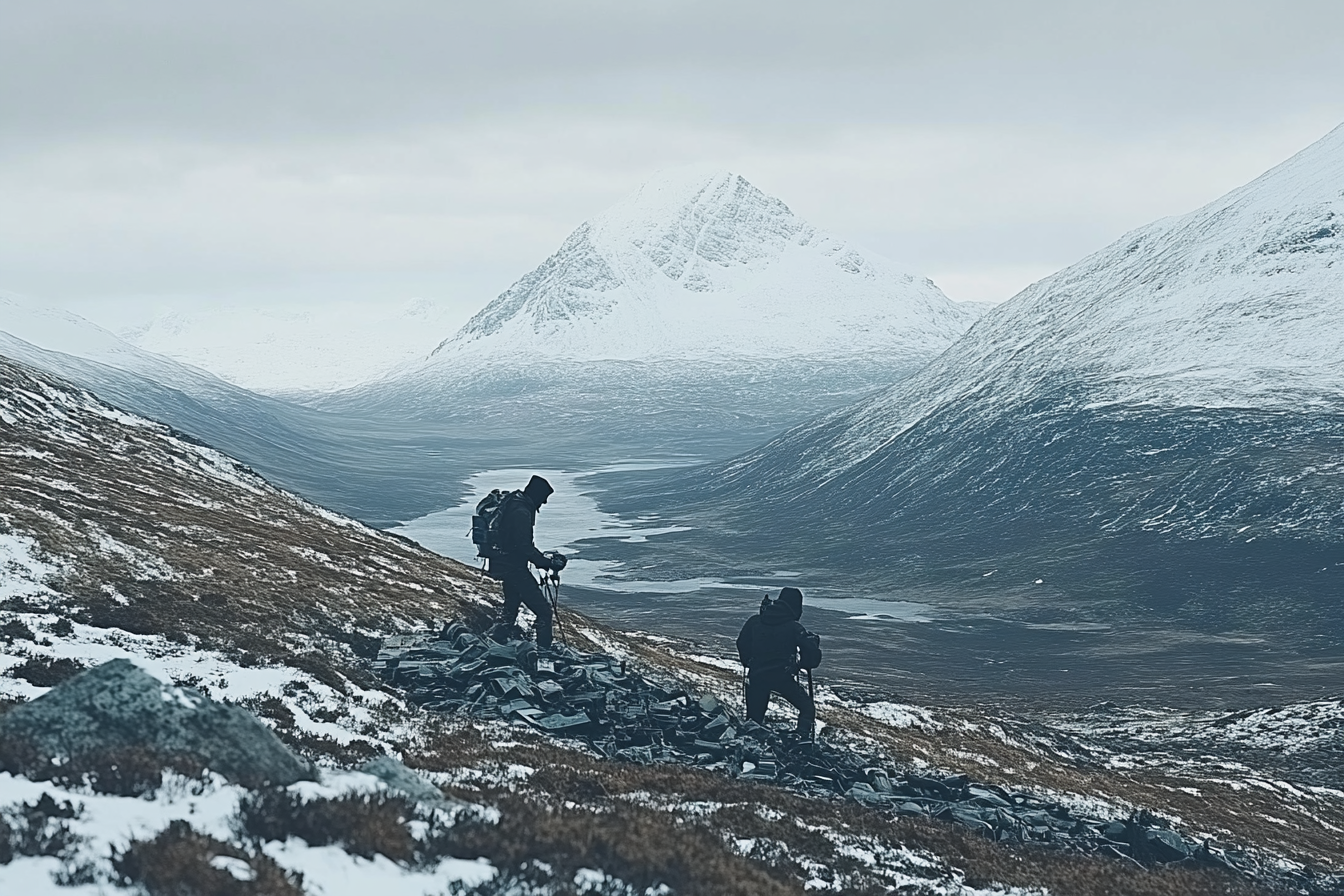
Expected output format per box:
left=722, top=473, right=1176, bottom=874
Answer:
left=482, top=474, right=567, bottom=649
left=736, top=586, right=821, bottom=739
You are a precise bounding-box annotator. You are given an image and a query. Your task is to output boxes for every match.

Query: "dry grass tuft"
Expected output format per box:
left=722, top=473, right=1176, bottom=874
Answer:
left=456, top=796, right=799, bottom=896
left=235, top=787, right=461, bottom=868
left=0, top=739, right=209, bottom=798
left=0, top=792, right=84, bottom=866
left=112, top=819, right=305, bottom=896
left=233, top=694, right=383, bottom=766
left=5, top=655, right=87, bottom=687
left=0, top=617, right=36, bottom=643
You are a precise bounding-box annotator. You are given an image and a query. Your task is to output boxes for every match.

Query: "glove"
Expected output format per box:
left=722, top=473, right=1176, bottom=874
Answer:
left=548, top=552, right=568, bottom=572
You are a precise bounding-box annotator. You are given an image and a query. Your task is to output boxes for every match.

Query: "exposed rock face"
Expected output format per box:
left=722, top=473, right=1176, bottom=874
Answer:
left=0, top=659, right=312, bottom=787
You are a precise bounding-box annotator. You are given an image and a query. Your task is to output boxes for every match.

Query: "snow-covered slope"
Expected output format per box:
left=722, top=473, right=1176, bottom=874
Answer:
left=317, top=172, right=985, bottom=469
left=670, top=123, right=1344, bottom=632
left=0, top=290, right=483, bottom=527
left=120, top=298, right=464, bottom=394
left=422, top=169, right=982, bottom=368
left=794, top=121, right=1344, bottom=474
left=0, top=291, right=240, bottom=400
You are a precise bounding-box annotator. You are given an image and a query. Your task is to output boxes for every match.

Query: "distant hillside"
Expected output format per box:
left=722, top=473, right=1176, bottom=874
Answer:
left=672, top=123, right=1344, bottom=636
left=0, top=291, right=489, bottom=526
left=119, top=297, right=464, bottom=394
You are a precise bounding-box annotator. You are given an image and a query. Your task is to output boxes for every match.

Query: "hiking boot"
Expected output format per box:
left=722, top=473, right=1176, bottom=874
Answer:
left=541, top=644, right=580, bottom=662
left=488, top=623, right=524, bottom=643
left=777, top=730, right=815, bottom=752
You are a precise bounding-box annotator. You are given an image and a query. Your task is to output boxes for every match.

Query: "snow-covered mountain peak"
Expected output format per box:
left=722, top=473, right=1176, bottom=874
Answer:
left=427, top=170, right=983, bottom=367
left=758, top=122, right=1344, bottom=483
left=995, top=122, right=1344, bottom=408
left=593, top=169, right=807, bottom=276
left=1215, top=120, right=1344, bottom=219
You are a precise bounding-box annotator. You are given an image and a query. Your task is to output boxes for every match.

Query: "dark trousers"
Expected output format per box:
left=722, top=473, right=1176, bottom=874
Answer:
left=746, top=667, right=814, bottom=735
left=498, top=570, right=553, bottom=648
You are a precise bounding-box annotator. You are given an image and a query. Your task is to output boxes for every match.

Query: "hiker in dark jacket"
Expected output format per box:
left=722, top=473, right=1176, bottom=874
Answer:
left=736, top=586, right=817, bottom=737
left=489, top=475, right=566, bottom=649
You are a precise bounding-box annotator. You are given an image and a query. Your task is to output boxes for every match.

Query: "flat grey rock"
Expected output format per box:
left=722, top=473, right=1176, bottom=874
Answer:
left=0, top=659, right=313, bottom=787
left=360, top=755, right=463, bottom=809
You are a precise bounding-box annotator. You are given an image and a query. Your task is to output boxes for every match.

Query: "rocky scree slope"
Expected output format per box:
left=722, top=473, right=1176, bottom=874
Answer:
left=682, top=123, right=1344, bottom=634
left=1, top=354, right=1340, bottom=894
left=376, top=624, right=1344, bottom=893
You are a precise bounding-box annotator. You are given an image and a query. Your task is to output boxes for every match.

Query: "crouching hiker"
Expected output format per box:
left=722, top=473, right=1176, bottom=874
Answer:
left=736, top=586, right=822, bottom=739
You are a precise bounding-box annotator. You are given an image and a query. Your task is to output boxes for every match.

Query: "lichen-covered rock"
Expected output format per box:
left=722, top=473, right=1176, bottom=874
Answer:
left=0, top=659, right=312, bottom=787
left=360, top=755, right=463, bottom=809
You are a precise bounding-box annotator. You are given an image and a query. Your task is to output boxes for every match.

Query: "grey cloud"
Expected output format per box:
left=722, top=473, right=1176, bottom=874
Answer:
left=5, top=1, right=1344, bottom=146
left=2, top=1, right=1343, bottom=312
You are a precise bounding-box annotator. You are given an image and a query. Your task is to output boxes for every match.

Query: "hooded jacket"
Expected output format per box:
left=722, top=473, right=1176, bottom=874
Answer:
left=736, top=591, right=811, bottom=673
left=491, top=491, right=549, bottom=574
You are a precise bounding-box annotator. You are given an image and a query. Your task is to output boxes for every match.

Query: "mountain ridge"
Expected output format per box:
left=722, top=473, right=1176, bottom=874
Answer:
left=740, top=122, right=1344, bottom=488
left=420, top=169, right=983, bottom=369
left=0, top=291, right=241, bottom=401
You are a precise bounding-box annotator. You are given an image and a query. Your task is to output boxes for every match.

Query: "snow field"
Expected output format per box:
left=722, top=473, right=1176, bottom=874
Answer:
left=0, top=769, right=498, bottom=896
left=0, top=610, right=505, bottom=895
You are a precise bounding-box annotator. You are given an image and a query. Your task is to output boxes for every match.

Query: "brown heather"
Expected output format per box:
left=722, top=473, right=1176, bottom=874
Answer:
left=0, top=356, right=1327, bottom=894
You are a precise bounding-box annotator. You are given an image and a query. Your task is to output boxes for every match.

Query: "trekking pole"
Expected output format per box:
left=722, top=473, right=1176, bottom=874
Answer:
left=806, top=669, right=816, bottom=742
left=545, top=570, right=567, bottom=647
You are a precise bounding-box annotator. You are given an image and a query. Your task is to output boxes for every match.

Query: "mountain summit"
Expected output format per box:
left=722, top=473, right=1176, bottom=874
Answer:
left=428, top=170, right=981, bottom=366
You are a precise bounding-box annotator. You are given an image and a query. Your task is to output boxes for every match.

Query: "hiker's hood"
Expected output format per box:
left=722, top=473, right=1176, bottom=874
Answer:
left=522, top=475, right=553, bottom=508
left=761, top=587, right=803, bottom=622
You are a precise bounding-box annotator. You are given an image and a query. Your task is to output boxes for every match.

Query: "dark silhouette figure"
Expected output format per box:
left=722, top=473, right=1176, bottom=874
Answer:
left=489, top=475, right=565, bottom=648
left=736, top=586, right=817, bottom=736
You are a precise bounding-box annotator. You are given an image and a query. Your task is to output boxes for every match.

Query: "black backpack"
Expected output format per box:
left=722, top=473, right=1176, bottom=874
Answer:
left=471, top=489, right=521, bottom=559
left=798, top=631, right=822, bottom=670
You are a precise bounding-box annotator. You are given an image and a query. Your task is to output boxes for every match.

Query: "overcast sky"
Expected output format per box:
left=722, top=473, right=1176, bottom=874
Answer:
left=3, top=1, right=1343, bottom=330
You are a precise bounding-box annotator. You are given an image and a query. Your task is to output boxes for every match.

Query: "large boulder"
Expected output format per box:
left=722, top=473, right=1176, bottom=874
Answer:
left=0, top=659, right=312, bottom=787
